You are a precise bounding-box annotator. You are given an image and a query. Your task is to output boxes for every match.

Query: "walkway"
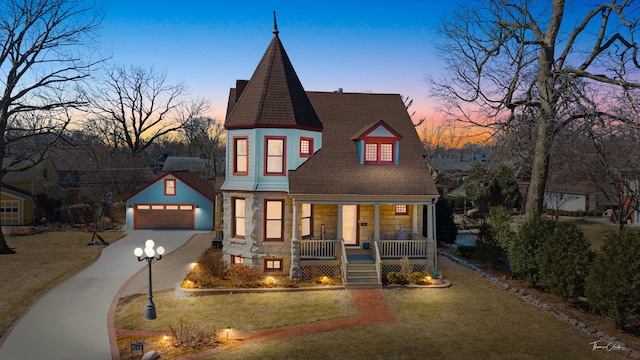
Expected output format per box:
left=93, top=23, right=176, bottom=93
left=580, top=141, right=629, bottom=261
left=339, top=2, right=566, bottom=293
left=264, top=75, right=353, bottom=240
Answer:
left=0, top=230, right=206, bottom=360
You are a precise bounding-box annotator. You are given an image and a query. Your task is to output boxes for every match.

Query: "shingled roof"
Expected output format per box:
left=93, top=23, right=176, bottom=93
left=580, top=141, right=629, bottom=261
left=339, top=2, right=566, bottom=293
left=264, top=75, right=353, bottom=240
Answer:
left=224, top=28, right=323, bottom=130
left=288, top=91, right=438, bottom=197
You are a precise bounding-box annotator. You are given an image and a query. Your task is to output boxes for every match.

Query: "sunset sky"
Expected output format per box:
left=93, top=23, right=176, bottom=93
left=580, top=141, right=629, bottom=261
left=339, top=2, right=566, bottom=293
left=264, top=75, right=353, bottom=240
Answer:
left=95, top=1, right=460, bottom=123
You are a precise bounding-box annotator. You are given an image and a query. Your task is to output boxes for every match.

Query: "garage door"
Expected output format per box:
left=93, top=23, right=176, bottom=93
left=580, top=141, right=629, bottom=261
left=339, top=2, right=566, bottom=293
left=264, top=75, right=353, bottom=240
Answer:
left=0, top=200, right=21, bottom=225
left=134, top=204, right=194, bottom=229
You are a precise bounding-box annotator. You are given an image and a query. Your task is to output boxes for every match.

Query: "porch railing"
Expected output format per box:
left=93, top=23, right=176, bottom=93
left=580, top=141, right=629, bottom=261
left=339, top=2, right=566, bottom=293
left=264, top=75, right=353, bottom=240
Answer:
left=374, top=241, right=382, bottom=284
left=299, top=240, right=336, bottom=259
left=377, top=240, right=427, bottom=258
left=340, top=240, right=348, bottom=285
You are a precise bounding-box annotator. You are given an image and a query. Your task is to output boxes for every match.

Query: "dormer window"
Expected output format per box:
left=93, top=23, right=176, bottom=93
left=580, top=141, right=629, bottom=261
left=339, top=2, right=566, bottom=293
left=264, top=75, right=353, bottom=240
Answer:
left=365, top=141, right=394, bottom=164
left=352, top=120, right=402, bottom=165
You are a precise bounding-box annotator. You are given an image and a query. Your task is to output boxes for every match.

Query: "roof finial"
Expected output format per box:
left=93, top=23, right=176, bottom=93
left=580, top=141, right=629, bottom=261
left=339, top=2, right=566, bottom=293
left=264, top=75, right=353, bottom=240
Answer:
left=273, top=11, right=279, bottom=35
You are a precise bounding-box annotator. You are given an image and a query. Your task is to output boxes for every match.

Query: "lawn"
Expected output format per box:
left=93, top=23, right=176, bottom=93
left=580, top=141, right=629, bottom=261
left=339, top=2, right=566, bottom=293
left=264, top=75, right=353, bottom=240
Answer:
left=0, top=230, right=125, bottom=338
left=115, top=257, right=629, bottom=360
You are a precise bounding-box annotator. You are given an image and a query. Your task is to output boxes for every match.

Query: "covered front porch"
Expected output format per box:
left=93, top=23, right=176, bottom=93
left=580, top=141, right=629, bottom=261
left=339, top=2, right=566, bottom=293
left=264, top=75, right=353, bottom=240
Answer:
left=288, top=196, right=438, bottom=287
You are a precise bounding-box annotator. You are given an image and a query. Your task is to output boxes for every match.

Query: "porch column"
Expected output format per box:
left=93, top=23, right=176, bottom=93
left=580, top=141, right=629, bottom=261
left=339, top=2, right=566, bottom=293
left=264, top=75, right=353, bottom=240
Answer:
left=337, top=203, right=343, bottom=240
left=290, top=198, right=301, bottom=279
left=412, top=204, right=418, bottom=235
left=374, top=203, right=380, bottom=241
left=291, top=199, right=298, bottom=241
left=426, top=203, right=435, bottom=240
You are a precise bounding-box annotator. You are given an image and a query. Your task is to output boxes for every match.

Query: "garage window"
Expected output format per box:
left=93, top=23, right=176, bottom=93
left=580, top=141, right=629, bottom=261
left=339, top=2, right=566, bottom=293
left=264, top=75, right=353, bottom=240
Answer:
left=165, top=179, right=176, bottom=196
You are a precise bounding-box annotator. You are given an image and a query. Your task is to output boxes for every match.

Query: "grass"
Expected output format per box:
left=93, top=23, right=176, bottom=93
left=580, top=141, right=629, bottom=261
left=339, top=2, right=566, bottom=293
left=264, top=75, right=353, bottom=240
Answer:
left=116, top=290, right=360, bottom=333
left=0, top=230, right=125, bottom=338
left=559, top=218, right=621, bottom=252
left=115, top=258, right=630, bottom=359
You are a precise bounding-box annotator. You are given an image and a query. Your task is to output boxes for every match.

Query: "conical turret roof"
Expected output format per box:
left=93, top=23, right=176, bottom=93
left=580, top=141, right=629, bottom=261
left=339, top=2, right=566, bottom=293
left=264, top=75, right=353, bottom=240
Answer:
left=225, top=26, right=323, bottom=130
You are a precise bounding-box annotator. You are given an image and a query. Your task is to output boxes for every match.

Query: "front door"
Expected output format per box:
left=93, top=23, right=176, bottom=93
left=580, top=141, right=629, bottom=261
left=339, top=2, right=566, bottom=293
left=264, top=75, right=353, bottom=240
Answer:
left=342, top=205, right=359, bottom=246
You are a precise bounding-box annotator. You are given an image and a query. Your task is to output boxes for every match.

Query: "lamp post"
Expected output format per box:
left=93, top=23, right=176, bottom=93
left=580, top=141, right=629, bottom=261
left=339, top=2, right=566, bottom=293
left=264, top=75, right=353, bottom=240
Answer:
left=134, top=239, right=165, bottom=320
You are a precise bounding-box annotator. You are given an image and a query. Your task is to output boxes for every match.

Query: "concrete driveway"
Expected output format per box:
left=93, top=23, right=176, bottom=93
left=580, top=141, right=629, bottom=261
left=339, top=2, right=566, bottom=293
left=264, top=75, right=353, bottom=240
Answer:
left=0, top=230, right=207, bottom=360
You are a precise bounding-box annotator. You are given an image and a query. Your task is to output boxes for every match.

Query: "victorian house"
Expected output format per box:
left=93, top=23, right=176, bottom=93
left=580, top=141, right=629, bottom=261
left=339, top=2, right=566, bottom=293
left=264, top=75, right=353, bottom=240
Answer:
left=220, top=20, right=439, bottom=287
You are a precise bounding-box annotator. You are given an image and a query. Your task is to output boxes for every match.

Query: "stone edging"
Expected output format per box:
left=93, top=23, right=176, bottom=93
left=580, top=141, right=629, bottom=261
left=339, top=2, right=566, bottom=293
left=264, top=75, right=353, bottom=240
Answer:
left=176, top=284, right=345, bottom=297
left=438, top=249, right=640, bottom=358
left=383, top=280, right=452, bottom=289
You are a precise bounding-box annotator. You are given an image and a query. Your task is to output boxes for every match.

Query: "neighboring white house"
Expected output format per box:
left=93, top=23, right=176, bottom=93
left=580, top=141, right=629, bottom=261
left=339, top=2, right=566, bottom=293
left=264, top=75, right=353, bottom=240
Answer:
left=544, top=180, right=602, bottom=212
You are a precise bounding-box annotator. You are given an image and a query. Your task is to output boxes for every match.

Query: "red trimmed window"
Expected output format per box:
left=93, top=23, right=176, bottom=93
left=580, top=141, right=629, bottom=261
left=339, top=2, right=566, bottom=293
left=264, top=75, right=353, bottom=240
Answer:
left=300, top=137, right=313, bottom=158
left=164, top=179, right=176, bottom=196
left=233, top=137, right=248, bottom=175
left=364, top=141, right=394, bottom=164
left=232, top=198, right=246, bottom=239
left=264, top=258, right=283, bottom=272
left=231, top=255, right=245, bottom=265
left=264, top=199, right=284, bottom=241
left=395, top=205, right=408, bottom=215
left=265, top=137, right=286, bottom=175
left=301, top=203, right=312, bottom=238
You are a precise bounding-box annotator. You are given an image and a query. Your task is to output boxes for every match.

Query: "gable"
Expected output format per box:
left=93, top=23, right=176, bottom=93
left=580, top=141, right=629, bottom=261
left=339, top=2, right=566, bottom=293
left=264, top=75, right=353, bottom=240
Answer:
left=288, top=91, right=437, bottom=196
left=125, top=171, right=217, bottom=203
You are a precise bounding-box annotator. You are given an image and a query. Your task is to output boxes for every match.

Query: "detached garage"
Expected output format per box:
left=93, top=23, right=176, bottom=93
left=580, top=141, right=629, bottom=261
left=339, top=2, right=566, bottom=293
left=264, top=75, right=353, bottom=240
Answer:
left=125, top=171, right=217, bottom=230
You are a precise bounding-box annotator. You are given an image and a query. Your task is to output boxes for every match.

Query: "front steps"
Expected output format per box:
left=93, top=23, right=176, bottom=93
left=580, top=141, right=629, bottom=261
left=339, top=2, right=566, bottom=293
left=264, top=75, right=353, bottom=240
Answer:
left=345, top=248, right=381, bottom=288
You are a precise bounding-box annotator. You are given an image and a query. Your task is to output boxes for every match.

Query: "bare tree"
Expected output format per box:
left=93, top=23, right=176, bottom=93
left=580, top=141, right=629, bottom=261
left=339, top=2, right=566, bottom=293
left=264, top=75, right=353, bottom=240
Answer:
left=0, top=0, right=101, bottom=254
left=429, top=0, right=640, bottom=222
left=89, top=65, right=209, bottom=158
left=417, top=115, right=470, bottom=159
left=180, top=116, right=226, bottom=179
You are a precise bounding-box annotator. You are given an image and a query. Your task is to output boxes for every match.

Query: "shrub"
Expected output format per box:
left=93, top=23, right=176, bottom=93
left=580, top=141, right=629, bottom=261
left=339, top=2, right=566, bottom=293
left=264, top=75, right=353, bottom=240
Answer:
left=409, top=272, right=424, bottom=284
left=227, top=264, right=262, bottom=288
left=457, top=245, right=475, bottom=258
left=198, top=249, right=228, bottom=278
left=169, top=318, right=216, bottom=348
left=508, top=218, right=555, bottom=286
left=586, top=230, right=640, bottom=329
left=387, top=271, right=408, bottom=284
left=183, top=250, right=228, bottom=288
left=399, top=256, right=412, bottom=278
left=539, top=222, right=592, bottom=302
